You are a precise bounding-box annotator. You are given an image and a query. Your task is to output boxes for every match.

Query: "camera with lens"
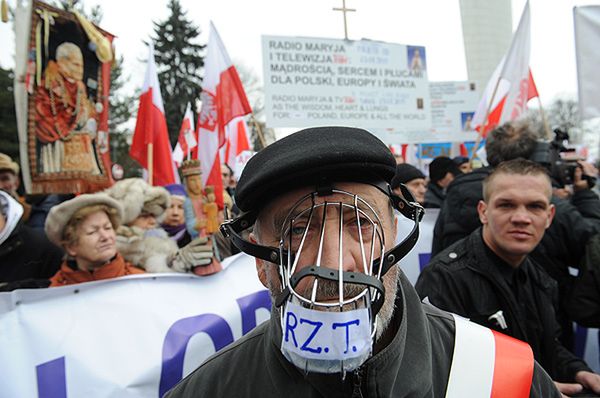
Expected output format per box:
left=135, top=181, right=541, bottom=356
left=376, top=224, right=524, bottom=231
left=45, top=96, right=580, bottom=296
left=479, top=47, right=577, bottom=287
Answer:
left=529, top=128, right=596, bottom=189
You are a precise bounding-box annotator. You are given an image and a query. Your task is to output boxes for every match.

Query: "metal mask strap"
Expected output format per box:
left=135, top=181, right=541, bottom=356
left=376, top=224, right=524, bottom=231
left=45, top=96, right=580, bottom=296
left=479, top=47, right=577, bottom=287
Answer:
left=274, top=267, right=386, bottom=313
left=220, top=211, right=289, bottom=266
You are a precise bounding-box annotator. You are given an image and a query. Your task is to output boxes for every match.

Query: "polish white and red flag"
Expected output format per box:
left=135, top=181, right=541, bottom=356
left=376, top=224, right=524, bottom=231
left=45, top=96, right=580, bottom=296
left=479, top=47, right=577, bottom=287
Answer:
left=472, top=1, right=538, bottom=137
left=130, top=43, right=176, bottom=186
left=172, top=102, right=197, bottom=167
left=223, top=116, right=252, bottom=173
left=196, top=22, right=252, bottom=208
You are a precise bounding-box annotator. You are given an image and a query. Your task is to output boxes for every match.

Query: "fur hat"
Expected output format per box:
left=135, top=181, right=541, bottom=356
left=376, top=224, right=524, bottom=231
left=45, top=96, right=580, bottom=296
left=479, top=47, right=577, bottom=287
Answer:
left=0, top=153, right=19, bottom=175
left=45, top=193, right=123, bottom=247
left=104, top=178, right=171, bottom=225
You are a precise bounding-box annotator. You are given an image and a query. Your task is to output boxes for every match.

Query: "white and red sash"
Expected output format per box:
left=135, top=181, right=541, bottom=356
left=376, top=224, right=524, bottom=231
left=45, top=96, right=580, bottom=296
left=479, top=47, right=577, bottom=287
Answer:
left=445, top=314, right=534, bottom=398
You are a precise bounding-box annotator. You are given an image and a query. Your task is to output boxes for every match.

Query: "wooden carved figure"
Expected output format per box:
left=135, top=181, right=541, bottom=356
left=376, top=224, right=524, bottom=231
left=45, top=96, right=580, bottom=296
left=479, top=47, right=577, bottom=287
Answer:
left=203, top=186, right=220, bottom=234
left=181, top=159, right=207, bottom=237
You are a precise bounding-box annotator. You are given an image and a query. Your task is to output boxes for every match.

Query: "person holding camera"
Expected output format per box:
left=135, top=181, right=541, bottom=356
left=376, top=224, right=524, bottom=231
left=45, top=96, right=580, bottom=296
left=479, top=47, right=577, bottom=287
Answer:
left=432, top=119, right=600, bottom=352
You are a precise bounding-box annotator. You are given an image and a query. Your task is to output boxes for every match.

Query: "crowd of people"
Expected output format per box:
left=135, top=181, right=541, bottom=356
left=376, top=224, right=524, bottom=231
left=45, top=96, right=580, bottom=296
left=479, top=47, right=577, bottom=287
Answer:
left=0, top=156, right=242, bottom=290
left=2, top=120, right=600, bottom=396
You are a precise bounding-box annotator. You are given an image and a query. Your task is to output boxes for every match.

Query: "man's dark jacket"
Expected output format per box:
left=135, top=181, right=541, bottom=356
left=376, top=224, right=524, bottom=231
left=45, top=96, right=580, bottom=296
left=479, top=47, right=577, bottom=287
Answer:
left=424, top=181, right=445, bottom=209
left=416, top=229, right=591, bottom=382
left=166, top=270, right=559, bottom=397
left=0, top=221, right=63, bottom=283
left=567, top=233, right=600, bottom=328
left=431, top=167, right=491, bottom=255
left=431, top=167, right=600, bottom=348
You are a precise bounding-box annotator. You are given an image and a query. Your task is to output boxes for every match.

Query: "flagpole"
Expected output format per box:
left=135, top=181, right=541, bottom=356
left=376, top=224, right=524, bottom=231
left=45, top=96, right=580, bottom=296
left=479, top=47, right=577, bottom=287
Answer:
left=250, top=114, right=267, bottom=149
left=147, top=143, right=154, bottom=185
left=470, top=76, right=502, bottom=161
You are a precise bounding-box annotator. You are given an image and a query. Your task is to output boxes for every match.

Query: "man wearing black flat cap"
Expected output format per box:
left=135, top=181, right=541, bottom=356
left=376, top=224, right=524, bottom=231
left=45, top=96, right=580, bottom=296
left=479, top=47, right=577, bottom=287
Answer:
left=166, top=126, right=559, bottom=397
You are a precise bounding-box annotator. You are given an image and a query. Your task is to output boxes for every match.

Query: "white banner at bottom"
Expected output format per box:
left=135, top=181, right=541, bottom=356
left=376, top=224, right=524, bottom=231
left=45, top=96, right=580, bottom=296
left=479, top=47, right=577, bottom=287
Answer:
left=0, top=254, right=269, bottom=398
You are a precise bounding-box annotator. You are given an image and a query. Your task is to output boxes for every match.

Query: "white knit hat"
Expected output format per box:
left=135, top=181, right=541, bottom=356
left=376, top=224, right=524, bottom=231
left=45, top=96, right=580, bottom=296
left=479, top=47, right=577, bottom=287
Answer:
left=45, top=193, right=124, bottom=247
left=103, top=178, right=171, bottom=225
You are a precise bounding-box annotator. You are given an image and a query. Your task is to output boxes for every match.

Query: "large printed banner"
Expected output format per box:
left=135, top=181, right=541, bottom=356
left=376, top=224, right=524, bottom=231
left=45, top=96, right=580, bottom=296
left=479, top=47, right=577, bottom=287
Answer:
left=1, top=213, right=598, bottom=397
left=20, top=1, right=114, bottom=194
left=0, top=255, right=270, bottom=398
left=262, top=35, right=431, bottom=138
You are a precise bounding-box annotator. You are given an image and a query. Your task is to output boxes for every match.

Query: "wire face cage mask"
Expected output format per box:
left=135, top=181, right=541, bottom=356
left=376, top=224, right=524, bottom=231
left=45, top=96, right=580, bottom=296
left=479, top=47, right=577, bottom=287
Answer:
left=221, top=181, right=424, bottom=374
left=275, top=188, right=388, bottom=373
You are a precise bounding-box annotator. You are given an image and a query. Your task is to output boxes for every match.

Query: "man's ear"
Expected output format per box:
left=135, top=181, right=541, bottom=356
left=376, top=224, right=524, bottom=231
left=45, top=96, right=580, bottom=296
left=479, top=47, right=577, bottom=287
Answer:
left=249, top=232, right=268, bottom=288
left=546, top=204, right=556, bottom=229
left=477, top=200, right=488, bottom=225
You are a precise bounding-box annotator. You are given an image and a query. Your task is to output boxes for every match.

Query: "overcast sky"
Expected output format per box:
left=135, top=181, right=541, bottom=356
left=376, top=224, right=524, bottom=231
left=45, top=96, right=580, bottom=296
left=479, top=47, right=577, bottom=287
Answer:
left=1, top=0, right=598, bottom=105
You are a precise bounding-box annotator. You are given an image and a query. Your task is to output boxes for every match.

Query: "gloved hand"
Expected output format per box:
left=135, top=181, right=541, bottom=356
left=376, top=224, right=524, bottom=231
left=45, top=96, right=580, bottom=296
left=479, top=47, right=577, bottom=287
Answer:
left=170, top=236, right=214, bottom=272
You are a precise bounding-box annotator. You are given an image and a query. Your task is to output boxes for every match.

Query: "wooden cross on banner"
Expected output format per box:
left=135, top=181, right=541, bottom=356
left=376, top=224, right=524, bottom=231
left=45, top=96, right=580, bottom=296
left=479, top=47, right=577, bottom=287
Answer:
left=333, top=0, right=356, bottom=40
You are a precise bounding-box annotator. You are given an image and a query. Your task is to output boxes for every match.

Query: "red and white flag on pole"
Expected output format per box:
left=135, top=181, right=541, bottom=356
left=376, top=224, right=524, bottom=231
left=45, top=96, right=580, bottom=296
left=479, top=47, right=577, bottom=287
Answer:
left=129, top=43, right=176, bottom=186
left=172, top=102, right=197, bottom=167
left=223, top=116, right=251, bottom=172
left=196, top=22, right=252, bottom=208
left=472, top=1, right=538, bottom=136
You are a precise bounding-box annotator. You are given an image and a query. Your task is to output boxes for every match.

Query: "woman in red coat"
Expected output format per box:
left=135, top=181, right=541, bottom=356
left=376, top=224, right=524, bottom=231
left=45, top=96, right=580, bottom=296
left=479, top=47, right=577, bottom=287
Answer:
left=45, top=194, right=145, bottom=286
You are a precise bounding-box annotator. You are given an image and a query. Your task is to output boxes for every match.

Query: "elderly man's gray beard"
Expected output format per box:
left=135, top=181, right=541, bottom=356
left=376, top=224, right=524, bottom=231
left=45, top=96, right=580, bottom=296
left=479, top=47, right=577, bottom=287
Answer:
left=266, top=264, right=400, bottom=342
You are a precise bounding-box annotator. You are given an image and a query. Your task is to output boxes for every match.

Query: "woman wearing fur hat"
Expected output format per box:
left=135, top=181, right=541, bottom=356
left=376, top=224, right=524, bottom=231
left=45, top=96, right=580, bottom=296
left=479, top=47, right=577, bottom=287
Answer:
left=45, top=194, right=145, bottom=286
left=104, top=178, right=216, bottom=275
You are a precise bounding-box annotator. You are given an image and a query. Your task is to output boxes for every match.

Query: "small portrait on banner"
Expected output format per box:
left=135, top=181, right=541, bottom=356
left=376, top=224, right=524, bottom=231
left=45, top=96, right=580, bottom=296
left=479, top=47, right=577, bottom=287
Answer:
left=461, top=111, right=475, bottom=132
left=407, top=45, right=427, bottom=73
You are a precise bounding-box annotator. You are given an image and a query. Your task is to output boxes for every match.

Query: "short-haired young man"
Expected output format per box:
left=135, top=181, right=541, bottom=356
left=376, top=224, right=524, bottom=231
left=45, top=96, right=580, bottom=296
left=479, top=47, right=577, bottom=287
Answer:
left=416, top=158, right=600, bottom=396
left=431, top=120, right=600, bottom=351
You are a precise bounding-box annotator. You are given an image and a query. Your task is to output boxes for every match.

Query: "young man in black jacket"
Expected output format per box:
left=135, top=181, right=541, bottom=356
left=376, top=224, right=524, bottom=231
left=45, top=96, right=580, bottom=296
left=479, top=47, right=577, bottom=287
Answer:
left=417, top=159, right=600, bottom=397
left=166, top=127, right=560, bottom=398
left=432, top=120, right=600, bottom=350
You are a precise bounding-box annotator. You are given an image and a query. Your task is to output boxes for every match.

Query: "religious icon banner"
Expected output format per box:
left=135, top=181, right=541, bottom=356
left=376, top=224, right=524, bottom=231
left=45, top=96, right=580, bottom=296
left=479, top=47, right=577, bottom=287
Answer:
left=24, top=0, right=114, bottom=194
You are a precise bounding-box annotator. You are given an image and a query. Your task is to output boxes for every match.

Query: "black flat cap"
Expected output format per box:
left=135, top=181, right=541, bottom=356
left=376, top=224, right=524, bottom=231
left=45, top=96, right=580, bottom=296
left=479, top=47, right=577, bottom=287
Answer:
left=235, top=126, right=395, bottom=213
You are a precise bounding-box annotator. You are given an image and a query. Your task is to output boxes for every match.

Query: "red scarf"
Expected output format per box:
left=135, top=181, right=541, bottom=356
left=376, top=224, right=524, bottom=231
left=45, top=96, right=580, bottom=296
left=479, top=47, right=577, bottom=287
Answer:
left=50, top=253, right=145, bottom=287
